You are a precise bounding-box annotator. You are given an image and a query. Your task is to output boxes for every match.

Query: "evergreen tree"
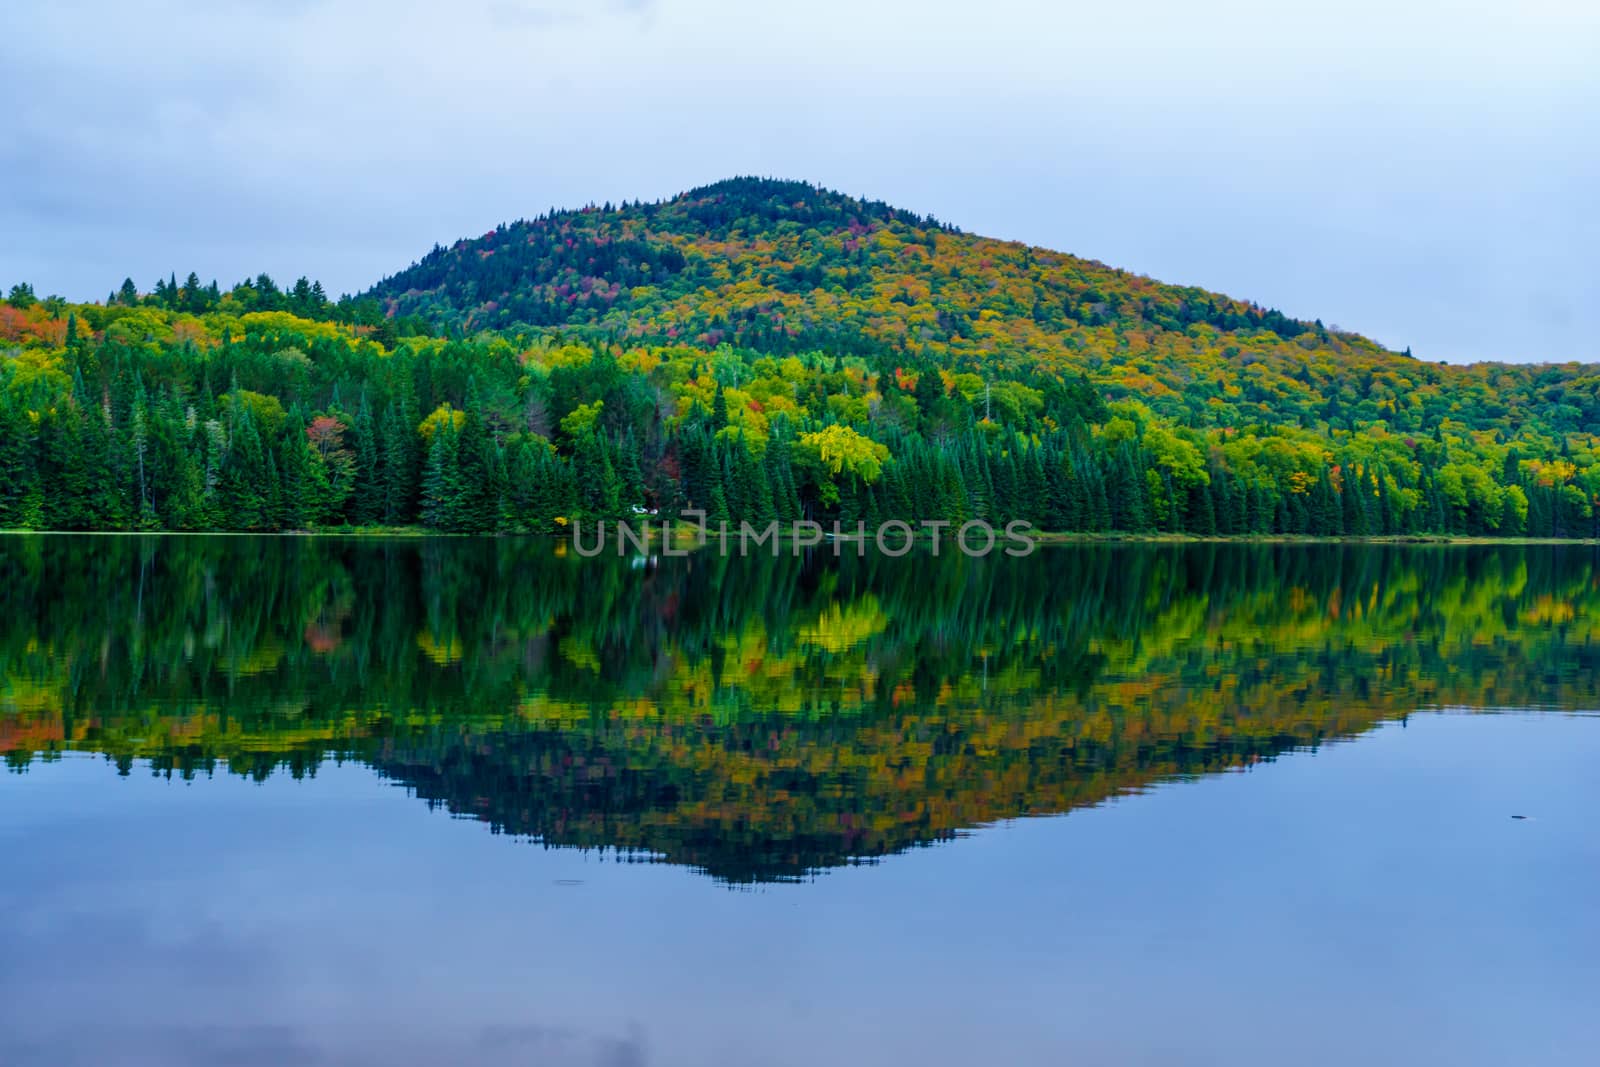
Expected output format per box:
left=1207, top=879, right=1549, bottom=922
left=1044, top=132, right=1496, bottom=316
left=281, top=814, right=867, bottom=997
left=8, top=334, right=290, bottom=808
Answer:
left=421, top=418, right=464, bottom=530
left=350, top=395, right=381, bottom=525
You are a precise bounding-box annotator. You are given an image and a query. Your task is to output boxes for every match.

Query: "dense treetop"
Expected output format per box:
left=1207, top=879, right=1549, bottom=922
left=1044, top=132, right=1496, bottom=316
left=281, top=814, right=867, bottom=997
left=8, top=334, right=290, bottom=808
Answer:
left=3, top=177, right=1600, bottom=536
left=365, top=177, right=1598, bottom=435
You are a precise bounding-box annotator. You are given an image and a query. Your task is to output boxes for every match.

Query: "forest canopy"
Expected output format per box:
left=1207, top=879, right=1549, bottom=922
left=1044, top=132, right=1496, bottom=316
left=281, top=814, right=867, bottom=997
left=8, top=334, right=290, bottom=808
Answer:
left=4, top=177, right=1600, bottom=537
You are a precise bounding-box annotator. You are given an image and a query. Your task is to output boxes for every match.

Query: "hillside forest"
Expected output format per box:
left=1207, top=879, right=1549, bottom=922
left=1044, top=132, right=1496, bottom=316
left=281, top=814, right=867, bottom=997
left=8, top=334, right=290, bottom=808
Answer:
left=3, top=178, right=1599, bottom=537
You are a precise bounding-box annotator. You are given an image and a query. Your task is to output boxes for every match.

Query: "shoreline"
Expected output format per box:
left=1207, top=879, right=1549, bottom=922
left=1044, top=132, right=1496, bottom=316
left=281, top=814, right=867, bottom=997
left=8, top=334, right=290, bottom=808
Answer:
left=2, top=526, right=1597, bottom=547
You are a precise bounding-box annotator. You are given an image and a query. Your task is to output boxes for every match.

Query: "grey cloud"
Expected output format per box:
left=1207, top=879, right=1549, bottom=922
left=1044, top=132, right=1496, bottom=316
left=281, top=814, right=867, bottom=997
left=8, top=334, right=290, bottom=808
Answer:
left=5, top=1027, right=326, bottom=1067
left=4, top=1023, right=649, bottom=1067
left=0, top=0, right=1595, bottom=362
left=479, top=1021, right=650, bottom=1066
left=490, top=0, right=656, bottom=27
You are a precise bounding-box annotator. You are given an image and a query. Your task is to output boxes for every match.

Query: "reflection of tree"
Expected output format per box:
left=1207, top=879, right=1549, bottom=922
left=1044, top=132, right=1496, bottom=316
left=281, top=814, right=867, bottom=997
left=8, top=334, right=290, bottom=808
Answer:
left=1, top=537, right=1596, bottom=880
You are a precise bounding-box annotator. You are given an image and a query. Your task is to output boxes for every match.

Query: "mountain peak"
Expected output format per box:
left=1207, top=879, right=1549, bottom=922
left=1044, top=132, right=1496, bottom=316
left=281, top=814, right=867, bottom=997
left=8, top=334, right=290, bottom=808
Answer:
left=365, top=175, right=1346, bottom=393
left=668, top=176, right=948, bottom=229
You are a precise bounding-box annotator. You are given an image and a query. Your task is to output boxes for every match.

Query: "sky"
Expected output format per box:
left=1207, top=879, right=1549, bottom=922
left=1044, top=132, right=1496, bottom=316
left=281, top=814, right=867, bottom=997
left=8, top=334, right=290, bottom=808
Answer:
left=2, top=0, right=1596, bottom=363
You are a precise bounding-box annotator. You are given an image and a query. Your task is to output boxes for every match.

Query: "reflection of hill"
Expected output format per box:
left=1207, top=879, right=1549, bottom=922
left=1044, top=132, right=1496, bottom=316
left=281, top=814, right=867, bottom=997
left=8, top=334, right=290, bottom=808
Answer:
left=368, top=702, right=1386, bottom=883
left=2, top=536, right=1597, bottom=880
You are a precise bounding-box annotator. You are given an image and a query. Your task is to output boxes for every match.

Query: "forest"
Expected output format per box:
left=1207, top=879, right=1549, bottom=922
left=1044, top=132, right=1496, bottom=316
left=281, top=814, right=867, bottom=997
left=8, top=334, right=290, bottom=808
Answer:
left=4, top=177, right=1600, bottom=537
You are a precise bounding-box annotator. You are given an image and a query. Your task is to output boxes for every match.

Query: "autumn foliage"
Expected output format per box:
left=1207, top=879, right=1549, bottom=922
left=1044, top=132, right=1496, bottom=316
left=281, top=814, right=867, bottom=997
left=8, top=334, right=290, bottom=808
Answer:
left=3, top=178, right=1599, bottom=536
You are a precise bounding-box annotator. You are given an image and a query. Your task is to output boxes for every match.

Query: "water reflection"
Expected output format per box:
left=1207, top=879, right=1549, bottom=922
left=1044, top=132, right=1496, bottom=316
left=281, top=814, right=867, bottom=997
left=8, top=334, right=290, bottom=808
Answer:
left=1, top=536, right=1595, bottom=881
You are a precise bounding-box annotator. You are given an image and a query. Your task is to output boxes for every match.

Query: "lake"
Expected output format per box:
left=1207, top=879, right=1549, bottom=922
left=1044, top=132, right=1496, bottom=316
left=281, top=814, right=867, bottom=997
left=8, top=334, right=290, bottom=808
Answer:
left=2, top=537, right=1597, bottom=1066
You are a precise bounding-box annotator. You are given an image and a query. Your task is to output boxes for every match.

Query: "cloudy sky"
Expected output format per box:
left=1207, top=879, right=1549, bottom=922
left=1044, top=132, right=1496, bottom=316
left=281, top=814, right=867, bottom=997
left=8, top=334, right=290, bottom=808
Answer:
left=2, top=0, right=1595, bottom=362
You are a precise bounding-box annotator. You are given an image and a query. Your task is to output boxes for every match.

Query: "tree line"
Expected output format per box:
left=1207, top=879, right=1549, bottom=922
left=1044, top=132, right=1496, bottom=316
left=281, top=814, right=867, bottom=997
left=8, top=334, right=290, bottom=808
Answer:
left=2, top=285, right=1599, bottom=536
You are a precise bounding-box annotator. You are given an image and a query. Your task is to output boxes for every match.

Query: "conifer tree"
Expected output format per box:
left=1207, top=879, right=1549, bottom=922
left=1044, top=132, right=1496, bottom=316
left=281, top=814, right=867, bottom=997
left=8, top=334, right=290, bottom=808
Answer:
left=421, top=417, right=463, bottom=531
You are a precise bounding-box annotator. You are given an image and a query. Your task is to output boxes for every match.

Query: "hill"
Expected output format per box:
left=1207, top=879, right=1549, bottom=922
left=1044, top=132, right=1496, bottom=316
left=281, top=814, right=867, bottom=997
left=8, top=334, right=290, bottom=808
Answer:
left=366, top=177, right=1598, bottom=437
left=1, top=176, right=1599, bottom=536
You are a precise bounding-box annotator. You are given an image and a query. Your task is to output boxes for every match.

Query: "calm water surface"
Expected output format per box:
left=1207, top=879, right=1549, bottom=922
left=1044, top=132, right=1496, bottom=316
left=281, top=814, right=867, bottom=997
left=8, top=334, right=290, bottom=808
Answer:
left=1, top=537, right=1597, bottom=1065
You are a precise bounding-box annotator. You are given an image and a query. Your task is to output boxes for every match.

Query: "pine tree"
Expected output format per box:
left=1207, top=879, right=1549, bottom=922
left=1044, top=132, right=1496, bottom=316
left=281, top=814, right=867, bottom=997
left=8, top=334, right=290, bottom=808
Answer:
left=0, top=391, right=37, bottom=527
left=711, top=385, right=729, bottom=432
left=575, top=431, right=621, bottom=519
left=1188, top=480, right=1216, bottom=535
left=382, top=399, right=417, bottom=524
left=421, top=417, right=463, bottom=530
left=277, top=410, right=309, bottom=529
left=219, top=409, right=269, bottom=530
left=350, top=395, right=381, bottom=525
